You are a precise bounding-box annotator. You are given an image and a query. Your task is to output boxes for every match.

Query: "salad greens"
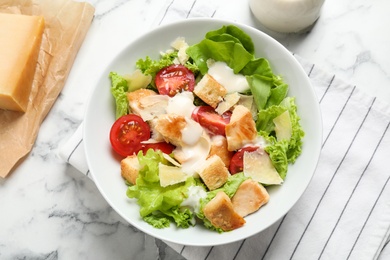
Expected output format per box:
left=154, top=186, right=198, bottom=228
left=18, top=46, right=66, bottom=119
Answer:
left=110, top=24, right=304, bottom=231
left=109, top=72, right=129, bottom=119
left=127, top=149, right=195, bottom=228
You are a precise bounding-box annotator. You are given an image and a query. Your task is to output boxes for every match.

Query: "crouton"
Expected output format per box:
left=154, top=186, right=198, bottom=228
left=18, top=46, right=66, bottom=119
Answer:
left=208, top=135, right=233, bottom=168
left=154, top=114, right=187, bottom=147
left=225, top=105, right=257, bottom=151
left=194, top=74, right=227, bottom=108
left=203, top=191, right=246, bottom=231
left=231, top=179, right=270, bottom=217
left=198, top=155, right=230, bottom=190
left=120, top=155, right=141, bottom=185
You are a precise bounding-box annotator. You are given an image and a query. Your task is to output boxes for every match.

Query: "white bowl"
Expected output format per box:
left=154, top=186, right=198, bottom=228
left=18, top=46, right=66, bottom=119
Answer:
left=83, top=18, right=322, bottom=246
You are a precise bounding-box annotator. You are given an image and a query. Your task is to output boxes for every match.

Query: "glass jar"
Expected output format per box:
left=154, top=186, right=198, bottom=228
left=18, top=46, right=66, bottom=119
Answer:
left=249, top=0, right=326, bottom=33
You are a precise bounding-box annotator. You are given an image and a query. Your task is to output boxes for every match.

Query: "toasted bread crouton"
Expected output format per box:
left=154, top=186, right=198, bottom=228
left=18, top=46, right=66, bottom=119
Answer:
left=198, top=155, right=230, bottom=190
left=120, top=155, right=141, bottom=185
left=225, top=105, right=257, bottom=151
left=194, top=74, right=227, bottom=108
left=203, top=191, right=246, bottom=231
left=208, top=135, right=233, bottom=168
left=127, top=88, right=157, bottom=115
left=231, top=179, right=270, bottom=217
left=154, top=114, right=187, bottom=147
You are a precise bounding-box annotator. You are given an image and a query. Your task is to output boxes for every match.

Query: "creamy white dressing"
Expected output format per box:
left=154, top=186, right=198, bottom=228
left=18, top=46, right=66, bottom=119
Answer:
left=210, top=135, right=225, bottom=147
left=208, top=61, right=250, bottom=93
left=243, top=135, right=269, bottom=149
left=173, top=133, right=211, bottom=176
left=166, top=91, right=196, bottom=118
left=181, top=185, right=207, bottom=214
left=181, top=118, right=203, bottom=146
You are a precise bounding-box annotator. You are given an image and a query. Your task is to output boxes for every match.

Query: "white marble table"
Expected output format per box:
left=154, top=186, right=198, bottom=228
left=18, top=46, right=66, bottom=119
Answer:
left=1, top=0, right=389, bottom=259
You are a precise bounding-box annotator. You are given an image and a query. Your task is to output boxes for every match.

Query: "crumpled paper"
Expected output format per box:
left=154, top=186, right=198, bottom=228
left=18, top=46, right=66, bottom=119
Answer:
left=0, top=0, right=95, bottom=178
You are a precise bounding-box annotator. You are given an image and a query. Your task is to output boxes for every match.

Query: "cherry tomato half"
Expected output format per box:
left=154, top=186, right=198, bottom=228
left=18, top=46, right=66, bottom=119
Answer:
left=191, top=106, right=232, bottom=136
left=229, top=146, right=260, bottom=174
left=109, top=114, right=151, bottom=157
left=141, top=142, right=176, bottom=154
left=155, top=64, right=195, bottom=97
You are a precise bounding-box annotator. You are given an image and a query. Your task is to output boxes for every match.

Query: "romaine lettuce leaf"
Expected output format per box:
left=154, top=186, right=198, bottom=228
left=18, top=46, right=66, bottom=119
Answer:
left=205, top=25, right=255, bottom=54
left=186, top=25, right=254, bottom=75
left=242, top=58, right=288, bottom=110
left=186, top=39, right=253, bottom=75
left=246, top=74, right=272, bottom=110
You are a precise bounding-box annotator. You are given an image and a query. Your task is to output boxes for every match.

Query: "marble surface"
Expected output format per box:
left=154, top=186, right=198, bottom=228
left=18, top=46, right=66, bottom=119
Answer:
left=1, top=0, right=389, bottom=259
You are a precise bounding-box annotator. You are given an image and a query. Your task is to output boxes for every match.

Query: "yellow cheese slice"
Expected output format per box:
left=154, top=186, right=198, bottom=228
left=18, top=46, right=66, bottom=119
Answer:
left=159, top=163, right=189, bottom=187
left=0, top=13, right=45, bottom=112
left=243, top=149, right=283, bottom=185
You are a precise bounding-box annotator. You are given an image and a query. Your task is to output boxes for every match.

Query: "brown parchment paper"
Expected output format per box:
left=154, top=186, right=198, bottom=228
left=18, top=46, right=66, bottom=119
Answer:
left=0, top=0, right=95, bottom=178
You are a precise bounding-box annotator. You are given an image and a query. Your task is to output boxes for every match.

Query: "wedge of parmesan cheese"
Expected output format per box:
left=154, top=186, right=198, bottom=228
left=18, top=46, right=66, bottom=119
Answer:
left=215, top=92, right=240, bottom=115
left=159, top=163, right=189, bottom=187
left=171, top=37, right=189, bottom=64
left=125, top=69, right=152, bottom=92
left=243, top=149, right=283, bottom=185
left=0, top=13, right=45, bottom=112
left=273, top=110, right=292, bottom=141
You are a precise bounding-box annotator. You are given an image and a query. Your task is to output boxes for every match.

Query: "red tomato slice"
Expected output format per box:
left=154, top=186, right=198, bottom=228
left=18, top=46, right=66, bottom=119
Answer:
left=229, top=146, right=260, bottom=174
left=141, top=142, right=176, bottom=154
left=191, top=106, right=232, bottom=136
left=109, top=114, right=151, bottom=157
left=155, top=64, right=195, bottom=97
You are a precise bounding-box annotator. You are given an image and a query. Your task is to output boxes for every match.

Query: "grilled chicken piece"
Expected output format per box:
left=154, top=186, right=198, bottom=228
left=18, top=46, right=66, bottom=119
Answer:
left=231, top=179, right=269, bottom=217
left=225, top=105, right=257, bottom=151
left=208, top=135, right=233, bottom=168
left=154, top=114, right=187, bottom=147
left=127, top=89, right=157, bottom=115
left=203, top=191, right=245, bottom=231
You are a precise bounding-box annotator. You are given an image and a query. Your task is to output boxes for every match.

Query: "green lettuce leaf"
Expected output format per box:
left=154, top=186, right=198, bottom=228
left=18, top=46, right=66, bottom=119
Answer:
left=246, top=74, right=272, bottom=110
left=186, top=25, right=254, bottom=75
left=256, top=105, right=286, bottom=133
left=136, top=51, right=199, bottom=89
left=242, top=58, right=288, bottom=110
left=205, top=25, right=255, bottom=54
left=136, top=52, right=177, bottom=89
left=279, top=97, right=305, bottom=163
left=126, top=149, right=195, bottom=228
left=109, top=72, right=129, bottom=119
left=261, top=133, right=289, bottom=179
left=257, top=97, right=304, bottom=178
